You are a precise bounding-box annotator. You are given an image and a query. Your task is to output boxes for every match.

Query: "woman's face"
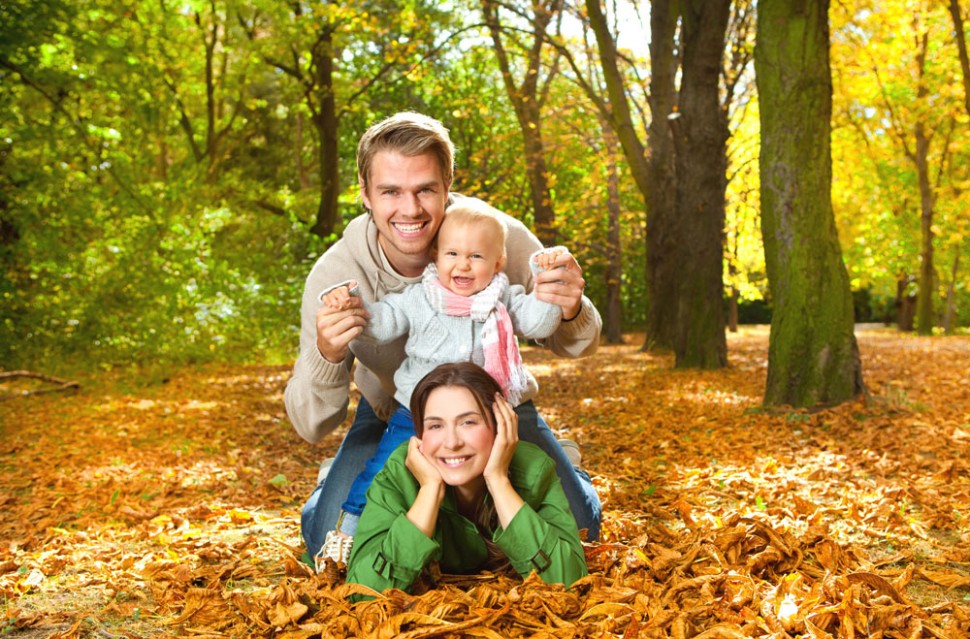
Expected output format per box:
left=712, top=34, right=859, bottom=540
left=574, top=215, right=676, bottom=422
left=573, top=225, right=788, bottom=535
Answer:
left=419, top=385, right=495, bottom=489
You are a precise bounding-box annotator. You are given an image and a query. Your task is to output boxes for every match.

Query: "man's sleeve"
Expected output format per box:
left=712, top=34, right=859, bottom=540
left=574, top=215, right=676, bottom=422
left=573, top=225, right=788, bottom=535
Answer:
left=283, top=255, right=355, bottom=444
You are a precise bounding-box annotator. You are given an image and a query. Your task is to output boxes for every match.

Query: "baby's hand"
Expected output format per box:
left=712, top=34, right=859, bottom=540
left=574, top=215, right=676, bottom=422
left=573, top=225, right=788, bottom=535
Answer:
left=533, top=247, right=566, bottom=271
left=322, top=284, right=356, bottom=310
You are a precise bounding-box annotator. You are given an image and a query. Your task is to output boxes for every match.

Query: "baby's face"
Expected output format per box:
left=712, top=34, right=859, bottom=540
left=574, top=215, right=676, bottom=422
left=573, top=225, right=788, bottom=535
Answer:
left=434, top=220, right=505, bottom=296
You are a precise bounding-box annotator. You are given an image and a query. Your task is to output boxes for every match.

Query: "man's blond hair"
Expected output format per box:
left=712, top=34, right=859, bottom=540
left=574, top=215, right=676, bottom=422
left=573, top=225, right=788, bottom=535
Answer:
left=357, top=112, right=455, bottom=190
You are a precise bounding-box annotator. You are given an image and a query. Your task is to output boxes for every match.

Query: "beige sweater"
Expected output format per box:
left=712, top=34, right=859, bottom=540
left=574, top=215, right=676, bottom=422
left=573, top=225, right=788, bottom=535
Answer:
left=284, top=200, right=602, bottom=444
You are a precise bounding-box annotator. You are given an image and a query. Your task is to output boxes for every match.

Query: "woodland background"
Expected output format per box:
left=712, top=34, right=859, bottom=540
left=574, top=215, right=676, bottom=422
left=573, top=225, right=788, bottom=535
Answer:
left=2, top=1, right=970, bottom=637
left=2, top=0, right=969, bottom=378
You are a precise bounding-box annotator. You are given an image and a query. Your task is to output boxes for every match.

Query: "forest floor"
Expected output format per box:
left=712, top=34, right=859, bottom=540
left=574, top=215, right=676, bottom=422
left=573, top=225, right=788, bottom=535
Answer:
left=1, top=327, right=969, bottom=638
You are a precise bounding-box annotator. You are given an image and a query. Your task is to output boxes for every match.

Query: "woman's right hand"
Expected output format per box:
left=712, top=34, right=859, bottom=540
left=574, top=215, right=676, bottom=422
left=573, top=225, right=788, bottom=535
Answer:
left=406, top=437, right=444, bottom=491
left=405, top=436, right=445, bottom=538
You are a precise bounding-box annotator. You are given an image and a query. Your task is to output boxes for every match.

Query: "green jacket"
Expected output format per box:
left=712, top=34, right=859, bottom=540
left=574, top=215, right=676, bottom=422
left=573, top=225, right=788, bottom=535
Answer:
left=346, top=441, right=587, bottom=596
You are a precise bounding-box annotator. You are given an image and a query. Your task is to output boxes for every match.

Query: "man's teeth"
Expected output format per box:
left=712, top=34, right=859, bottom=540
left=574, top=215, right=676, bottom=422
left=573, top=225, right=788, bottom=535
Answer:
left=395, top=223, right=423, bottom=232
left=441, top=456, right=469, bottom=467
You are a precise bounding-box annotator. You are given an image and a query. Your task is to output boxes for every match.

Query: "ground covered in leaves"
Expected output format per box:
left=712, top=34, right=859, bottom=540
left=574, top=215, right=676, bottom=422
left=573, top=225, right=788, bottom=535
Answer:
left=1, top=327, right=969, bottom=638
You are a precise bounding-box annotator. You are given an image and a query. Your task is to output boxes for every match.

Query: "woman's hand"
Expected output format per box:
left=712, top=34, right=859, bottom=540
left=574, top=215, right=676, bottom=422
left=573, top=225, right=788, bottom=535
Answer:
left=405, top=436, right=445, bottom=538
left=484, top=394, right=524, bottom=529
left=406, top=437, right=444, bottom=491
left=484, top=393, right=518, bottom=485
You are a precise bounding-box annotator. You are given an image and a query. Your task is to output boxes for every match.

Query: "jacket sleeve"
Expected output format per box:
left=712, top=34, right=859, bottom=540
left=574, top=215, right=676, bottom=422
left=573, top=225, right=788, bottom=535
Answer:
left=345, top=452, right=440, bottom=599
left=492, top=456, right=588, bottom=587
left=505, top=285, right=562, bottom=340
left=359, top=289, right=414, bottom=344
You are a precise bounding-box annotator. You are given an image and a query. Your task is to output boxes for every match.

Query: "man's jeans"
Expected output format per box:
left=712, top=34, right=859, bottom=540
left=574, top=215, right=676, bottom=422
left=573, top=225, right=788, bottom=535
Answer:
left=301, top=396, right=602, bottom=557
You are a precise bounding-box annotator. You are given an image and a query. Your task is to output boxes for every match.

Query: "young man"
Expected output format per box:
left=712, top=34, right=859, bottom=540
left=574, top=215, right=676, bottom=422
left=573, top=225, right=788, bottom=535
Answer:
left=284, top=112, right=602, bottom=565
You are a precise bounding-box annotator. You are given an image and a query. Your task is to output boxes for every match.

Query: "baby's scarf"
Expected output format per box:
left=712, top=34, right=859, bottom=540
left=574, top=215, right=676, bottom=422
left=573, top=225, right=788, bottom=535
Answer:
left=422, top=264, right=528, bottom=405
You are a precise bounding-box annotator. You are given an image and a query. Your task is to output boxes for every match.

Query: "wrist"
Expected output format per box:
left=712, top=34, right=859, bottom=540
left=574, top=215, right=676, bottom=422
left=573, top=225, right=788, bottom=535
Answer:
left=484, top=472, right=512, bottom=493
left=563, top=301, right=583, bottom=322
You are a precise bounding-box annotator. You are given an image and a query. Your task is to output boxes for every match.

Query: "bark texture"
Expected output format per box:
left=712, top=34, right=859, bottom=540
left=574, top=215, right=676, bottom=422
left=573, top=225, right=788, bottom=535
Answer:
left=755, top=0, right=864, bottom=407
left=672, top=0, right=730, bottom=369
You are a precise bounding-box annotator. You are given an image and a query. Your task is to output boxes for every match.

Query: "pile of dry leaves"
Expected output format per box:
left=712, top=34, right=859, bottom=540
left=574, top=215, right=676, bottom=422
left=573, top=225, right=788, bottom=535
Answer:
left=1, top=327, right=968, bottom=638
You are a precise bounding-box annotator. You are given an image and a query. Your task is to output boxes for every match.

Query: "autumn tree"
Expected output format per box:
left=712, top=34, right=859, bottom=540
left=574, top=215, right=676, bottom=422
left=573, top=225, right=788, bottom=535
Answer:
left=481, top=0, right=563, bottom=245
left=583, top=0, right=734, bottom=368
left=755, top=0, right=864, bottom=407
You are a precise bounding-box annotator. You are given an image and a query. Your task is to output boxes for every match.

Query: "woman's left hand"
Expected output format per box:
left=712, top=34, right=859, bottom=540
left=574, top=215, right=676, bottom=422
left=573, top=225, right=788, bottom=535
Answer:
left=484, top=393, right=518, bottom=485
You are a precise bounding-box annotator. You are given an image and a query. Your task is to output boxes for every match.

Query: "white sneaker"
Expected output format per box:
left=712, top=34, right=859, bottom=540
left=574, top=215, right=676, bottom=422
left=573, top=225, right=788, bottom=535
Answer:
left=314, top=530, right=354, bottom=571
left=317, top=457, right=334, bottom=484
left=558, top=439, right=582, bottom=468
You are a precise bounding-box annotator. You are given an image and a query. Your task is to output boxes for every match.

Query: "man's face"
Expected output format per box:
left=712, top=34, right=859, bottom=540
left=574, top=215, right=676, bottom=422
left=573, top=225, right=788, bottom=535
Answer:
left=360, top=151, right=449, bottom=277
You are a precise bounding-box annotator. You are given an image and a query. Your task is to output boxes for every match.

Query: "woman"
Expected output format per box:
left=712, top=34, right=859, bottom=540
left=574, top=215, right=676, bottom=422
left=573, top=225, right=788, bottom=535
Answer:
left=346, top=362, right=588, bottom=596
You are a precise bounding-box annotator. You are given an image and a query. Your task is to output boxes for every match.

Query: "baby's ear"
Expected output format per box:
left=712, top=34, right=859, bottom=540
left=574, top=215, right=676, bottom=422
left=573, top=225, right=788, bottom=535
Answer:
left=497, top=254, right=507, bottom=272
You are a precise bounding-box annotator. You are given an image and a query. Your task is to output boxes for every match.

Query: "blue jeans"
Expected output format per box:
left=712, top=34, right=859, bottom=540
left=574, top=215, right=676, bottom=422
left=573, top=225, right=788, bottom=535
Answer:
left=341, top=405, right=415, bottom=516
left=300, top=397, right=601, bottom=557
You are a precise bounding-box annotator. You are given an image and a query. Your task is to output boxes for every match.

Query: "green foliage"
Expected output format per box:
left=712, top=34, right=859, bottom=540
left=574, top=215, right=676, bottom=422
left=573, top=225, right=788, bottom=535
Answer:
left=2, top=0, right=969, bottom=374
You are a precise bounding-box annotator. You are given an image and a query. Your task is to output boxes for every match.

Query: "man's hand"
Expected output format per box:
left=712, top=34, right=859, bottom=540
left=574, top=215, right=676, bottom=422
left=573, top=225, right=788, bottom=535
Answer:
left=315, top=280, right=369, bottom=363
left=534, top=252, right=585, bottom=320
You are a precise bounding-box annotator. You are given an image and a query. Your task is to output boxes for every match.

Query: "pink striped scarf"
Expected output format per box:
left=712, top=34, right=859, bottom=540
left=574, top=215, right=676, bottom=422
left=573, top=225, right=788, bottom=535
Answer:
left=422, top=264, right=528, bottom=405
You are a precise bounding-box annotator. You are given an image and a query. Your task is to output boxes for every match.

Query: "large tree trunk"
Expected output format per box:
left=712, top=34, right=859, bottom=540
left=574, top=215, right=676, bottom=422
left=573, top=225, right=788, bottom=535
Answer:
left=310, top=28, right=340, bottom=239
left=755, top=0, right=863, bottom=407
left=644, top=0, right=681, bottom=352
left=672, top=0, right=730, bottom=369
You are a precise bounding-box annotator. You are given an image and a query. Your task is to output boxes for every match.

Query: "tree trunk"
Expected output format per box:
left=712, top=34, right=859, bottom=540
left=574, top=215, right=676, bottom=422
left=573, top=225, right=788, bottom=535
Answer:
left=604, top=123, right=624, bottom=344
left=914, top=120, right=935, bottom=335
left=911, top=29, right=936, bottom=335
left=482, top=0, right=559, bottom=245
left=644, top=0, right=681, bottom=352
left=896, top=274, right=917, bottom=331
left=728, top=284, right=739, bottom=332
left=948, top=0, right=970, bottom=118
left=943, top=249, right=960, bottom=334
left=310, top=28, right=340, bottom=239
left=672, top=0, right=730, bottom=369
left=755, top=0, right=863, bottom=407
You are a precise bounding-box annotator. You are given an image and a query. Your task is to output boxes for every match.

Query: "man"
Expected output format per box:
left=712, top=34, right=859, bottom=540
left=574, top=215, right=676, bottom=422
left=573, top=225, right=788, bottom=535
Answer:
left=285, top=112, right=602, bottom=567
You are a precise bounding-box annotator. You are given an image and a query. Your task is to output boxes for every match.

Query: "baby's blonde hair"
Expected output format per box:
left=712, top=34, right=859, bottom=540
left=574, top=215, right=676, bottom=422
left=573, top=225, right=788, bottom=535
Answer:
left=438, top=197, right=508, bottom=260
